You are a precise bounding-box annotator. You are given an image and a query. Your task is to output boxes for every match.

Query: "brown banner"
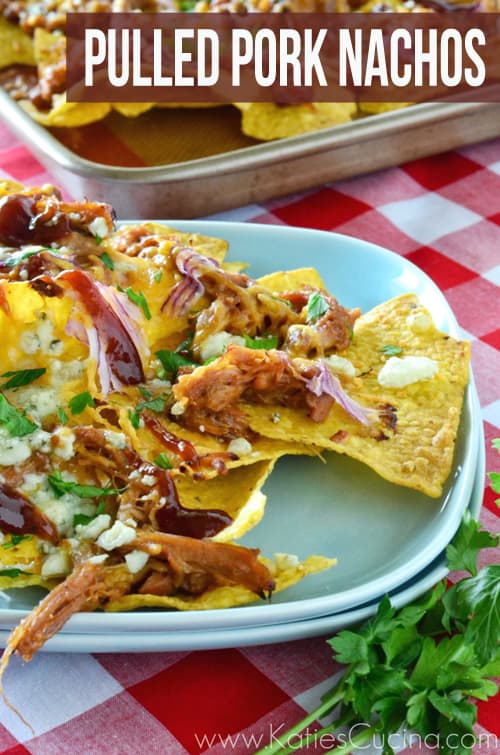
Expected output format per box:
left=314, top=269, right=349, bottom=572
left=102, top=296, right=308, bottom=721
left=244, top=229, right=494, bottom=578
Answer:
left=66, top=12, right=500, bottom=103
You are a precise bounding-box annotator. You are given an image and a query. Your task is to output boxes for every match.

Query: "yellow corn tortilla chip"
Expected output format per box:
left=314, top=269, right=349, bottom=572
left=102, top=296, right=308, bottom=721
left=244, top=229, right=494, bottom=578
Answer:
left=106, top=554, right=335, bottom=611
left=0, top=536, right=53, bottom=591
left=112, top=103, right=155, bottom=118
left=0, top=18, right=35, bottom=67
left=235, top=102, right=356, bottom=140
left=257, top=267, right=326, bottom=292
left=20, top=94, right=111, bottom=128
left=243, top=294, right=469, bottom=498
left=176, top=459, right=275, bottom=542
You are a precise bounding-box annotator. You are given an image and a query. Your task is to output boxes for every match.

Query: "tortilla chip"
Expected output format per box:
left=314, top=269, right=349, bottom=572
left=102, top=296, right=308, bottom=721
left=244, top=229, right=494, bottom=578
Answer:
left=106, top=553, right=335, bottom=611
left=20, top=94, right=111, bottom=128
left=176, top=459, right=275, bottom=542
left=0, top=536, right=50, bottom=591
left=0, top=18, right=35, bottom=67
left=235, top=102, right=356, bottom=140
left=257, top=267, right=326, bottom=292
left=243, top=294, right=469, bottom=498
left=112, top=103, right=155, bottom=118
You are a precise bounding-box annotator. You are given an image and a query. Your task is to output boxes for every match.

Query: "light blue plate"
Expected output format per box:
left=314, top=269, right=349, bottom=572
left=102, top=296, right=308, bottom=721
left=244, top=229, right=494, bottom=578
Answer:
left=0, top=224, right=480, bottom=634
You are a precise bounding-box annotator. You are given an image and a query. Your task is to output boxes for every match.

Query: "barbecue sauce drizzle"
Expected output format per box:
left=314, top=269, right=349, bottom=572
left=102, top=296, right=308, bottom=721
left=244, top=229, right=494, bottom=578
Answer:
left=0, top=484, right=58, bottom=543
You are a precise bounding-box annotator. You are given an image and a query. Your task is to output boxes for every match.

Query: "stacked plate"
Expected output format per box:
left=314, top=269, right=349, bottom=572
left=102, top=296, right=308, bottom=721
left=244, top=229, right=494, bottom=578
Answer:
left=0, top=224, right=484, bottom=652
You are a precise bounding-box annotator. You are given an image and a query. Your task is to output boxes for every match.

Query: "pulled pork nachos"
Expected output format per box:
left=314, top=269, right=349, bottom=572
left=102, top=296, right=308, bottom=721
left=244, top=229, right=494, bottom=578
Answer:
left=0, top=181, right=469, bottom=668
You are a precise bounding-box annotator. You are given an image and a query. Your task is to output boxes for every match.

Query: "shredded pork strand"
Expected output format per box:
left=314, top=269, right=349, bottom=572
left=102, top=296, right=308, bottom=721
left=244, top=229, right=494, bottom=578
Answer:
left=0, top=533, right=273, bottom=679
left=134, top=530, right=275, bottom=598
left=173, top=344, right=370, bottom=438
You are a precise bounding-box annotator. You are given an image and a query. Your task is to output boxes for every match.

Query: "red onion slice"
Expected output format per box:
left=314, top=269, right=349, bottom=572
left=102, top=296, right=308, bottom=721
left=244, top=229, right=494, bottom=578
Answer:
left=306, top=360, right=373, bottom=426
left=162, top=247, right=221, bottom=317
left=57, top=269, right=145, bottom=391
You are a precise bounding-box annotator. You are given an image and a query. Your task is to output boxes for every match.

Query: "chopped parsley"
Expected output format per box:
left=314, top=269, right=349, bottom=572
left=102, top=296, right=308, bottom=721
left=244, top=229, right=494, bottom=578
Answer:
left=154, top=452, right=173, bottom=469
left=154, top=270, right=163, bottom=283
left=306, top=291, right=329, bottom=323
left=48, top=471, right=125, bottom=499
left=0, top=568, right=28, bottom=578
left=156, top=349, right=196, bottom=381
left=73, top=500, right=106, bottom=528
left=120, top=286, right=152, bottom=320
left=381, top=344, right=403, bottom=357
left=0, top=393, right=38, bottom=437
left=58, top=407, right=69, bottom=425
left=244, top=334, right=279, bottom=350
left=137, top=396, right=167, bottom=414
left=2, top=534, right=32, bottom=549
left=175, top=333, right=194, bottom=356
left=69, top=391, right=94, bottom=415
left=100, top=251, right=114, bottom=270
left=135, top=386, right=169, bottom=416
left=129, top=409, right=141, bottom=429
left=1, top=368, right=46, bottom=390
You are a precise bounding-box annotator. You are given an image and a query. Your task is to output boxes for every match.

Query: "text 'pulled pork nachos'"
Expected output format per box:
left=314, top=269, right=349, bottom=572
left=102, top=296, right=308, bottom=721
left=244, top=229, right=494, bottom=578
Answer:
left=1, top=0, right=498, bottom=140
left=0, top=180, right=469, bottom=675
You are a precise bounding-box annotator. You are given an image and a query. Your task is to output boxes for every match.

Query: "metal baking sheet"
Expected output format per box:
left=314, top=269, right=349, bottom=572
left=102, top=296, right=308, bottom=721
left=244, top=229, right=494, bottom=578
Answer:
left=2, top=90, right=500, bottom=218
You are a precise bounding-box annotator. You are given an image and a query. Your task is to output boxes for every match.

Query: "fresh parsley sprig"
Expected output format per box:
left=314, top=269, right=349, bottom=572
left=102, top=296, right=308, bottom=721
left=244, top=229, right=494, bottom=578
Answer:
left=1, top=368, right=46, bottom=390
left=0, top=394, right=38, bottom=437
left=48, top=471, right=125, bottom=500
left=244, top=334, right=279, bottom=350
left=256, top=448, right=500, bottom=755
left=306, top=291, right=329, bottom=323
left=156, top=349, right=196, bottom=382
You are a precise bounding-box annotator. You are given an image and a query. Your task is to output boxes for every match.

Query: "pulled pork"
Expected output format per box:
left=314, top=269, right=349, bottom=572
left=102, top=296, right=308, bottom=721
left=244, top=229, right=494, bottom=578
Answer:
left=165, top=247, right=359, bottom=359
left=172, top=344, right=371, bottom=438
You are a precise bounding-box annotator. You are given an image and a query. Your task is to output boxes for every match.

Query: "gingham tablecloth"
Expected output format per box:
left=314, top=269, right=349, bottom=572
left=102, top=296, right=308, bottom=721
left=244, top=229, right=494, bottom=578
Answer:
left=0, top=120, right=499, bottom=755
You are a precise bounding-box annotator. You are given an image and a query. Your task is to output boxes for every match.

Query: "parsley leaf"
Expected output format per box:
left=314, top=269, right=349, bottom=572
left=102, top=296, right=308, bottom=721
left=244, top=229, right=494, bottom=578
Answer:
left=175, top=333, right=194, bottom=355
left=2, top=534, right=32, bottom=549
left=0, top=568, right=28, bottom=578
left=129, top=409, right=141, bottom=429
left=179, top=0, right=197, bottom=8
left=489, top=471, right=500, bottom=506
left=381, top=344, right=403, bottom=357
left=73, top=500, right=106, bottom=528
left=69, top=392, right=94, bottom=415
left=0, top=393, right=38, bottom=437
left=120, top=286, right=152, bottom=320
left=443, top=565, right=500, bottom=665
left=154, top=452, right=173, bottom=469
left=154, top=270, right=163, bottom=283
left=306, top=291, right=329, bottom=323
left=156, top=349, right=196, bottom=381
left=446, top=510, right=499, bottom=576
left=137, top=396, right=167, bottom=414
left=1, top=368, right=46, bottom=390
left=244, top=334, right=279, bottom=350
left=100, top=251, right=114, bottom=270
left=58, top=407, right=69, bottom=425
left=48, top=471, right=124, bottom=500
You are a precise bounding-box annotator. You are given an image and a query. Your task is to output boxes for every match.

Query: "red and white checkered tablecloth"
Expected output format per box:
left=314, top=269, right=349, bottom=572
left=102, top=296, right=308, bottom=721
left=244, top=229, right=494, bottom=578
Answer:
left=0, top=120, right=499, bottom=755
